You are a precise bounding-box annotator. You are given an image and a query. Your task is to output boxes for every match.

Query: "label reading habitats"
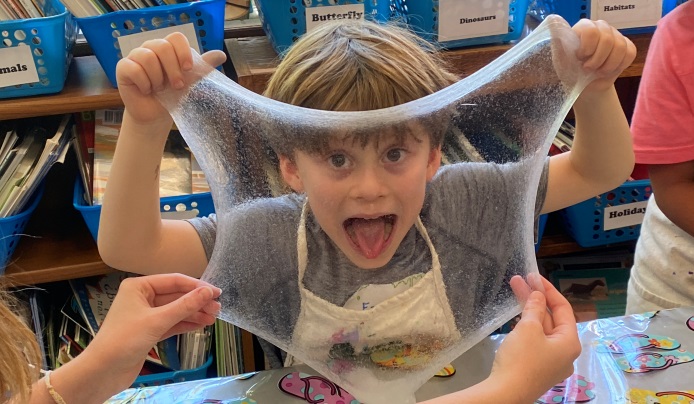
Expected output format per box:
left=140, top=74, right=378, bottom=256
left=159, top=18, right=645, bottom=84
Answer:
left=117, top=23, right=200, bottom=59
left=438, top=0, right=509, bottom=42
left=305, top=4, right=365, bottom=32
left=591, top=0, right=662, bottom=29
left=603, top=200, right=648, bottom=231
left=0, top=45, right=39, bottom=88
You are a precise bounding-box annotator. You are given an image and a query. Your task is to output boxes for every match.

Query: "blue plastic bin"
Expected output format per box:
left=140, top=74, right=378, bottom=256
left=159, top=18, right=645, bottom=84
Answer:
left=73, top=179, right=215, bottom=242
left=559, top=179, right=651, bottom=248
left=132, top=356, right=213, bottom=388
left=75, top=0, right=226, bottom=87
left=535, top=213, right=547, bottom=252
left=0, top=0, right=76, bottom=99
left=395, top=0, right=530, bottom=48
left=0, top=186, right=44, bottom=273
left=254, top=0, right=397, bottom=54
left=528, top=0, right=687, bottom=35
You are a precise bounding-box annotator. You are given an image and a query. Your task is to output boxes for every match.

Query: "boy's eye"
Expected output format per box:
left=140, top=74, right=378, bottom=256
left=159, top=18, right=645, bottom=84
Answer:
left=329, top=154, right=347, bottom=168
left=386, top=149, right=405, bottom=162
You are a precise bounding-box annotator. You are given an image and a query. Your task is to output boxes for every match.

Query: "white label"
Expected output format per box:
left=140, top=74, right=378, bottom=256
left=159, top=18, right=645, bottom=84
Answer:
left=438, top=0, right=510, bottom=42
left=117, top=23, right=200, bottom=59
left=305, top=4, right=365, bottom=32
left=603, top=200, right=648, bottom=231
left=0, top=45, right=39, bottom=87
left=591, top=0, right=662, bottom=29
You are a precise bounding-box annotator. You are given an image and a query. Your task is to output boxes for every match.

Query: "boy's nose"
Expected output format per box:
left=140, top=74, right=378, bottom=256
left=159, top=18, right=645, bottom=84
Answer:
left=350, top=167, right=388, bottom=201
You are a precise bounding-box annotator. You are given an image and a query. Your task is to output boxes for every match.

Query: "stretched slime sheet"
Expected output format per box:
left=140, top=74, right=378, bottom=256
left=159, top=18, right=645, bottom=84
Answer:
left=158, top=15, right=593, bottom=404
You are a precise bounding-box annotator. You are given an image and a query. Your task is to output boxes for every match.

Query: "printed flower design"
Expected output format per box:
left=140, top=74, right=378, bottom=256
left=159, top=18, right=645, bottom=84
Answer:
left=648, top=338, right=661, bottom=348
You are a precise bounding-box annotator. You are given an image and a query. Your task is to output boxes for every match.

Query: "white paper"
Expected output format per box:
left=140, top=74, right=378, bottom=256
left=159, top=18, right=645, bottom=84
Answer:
left=603, top=200, right=648, bottom=231
left=0, top=45, right=39, bottom=88
left=591, top=0, right=662, bottom=29
left=117, top=23, right=200, bottom=59
left=438, top=0, right=510, bottom=42
left=305, top=4, right=365, bottom=32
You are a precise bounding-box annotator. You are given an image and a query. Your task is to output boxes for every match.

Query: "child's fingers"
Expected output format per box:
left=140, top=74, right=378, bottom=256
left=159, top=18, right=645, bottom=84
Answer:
left=582, top=20, right=615, bottom=70
left=510, top=274, right=555, bottom=334
left=540, top=277, right=578, bottom=332
left=510, top=275, right=532, bottom=304
left=119, top=48, right=165, bottom=93
left=595, top=27, right=628, bottom=74
left=139, top=38, right=186, bottom=90
left=201, top=50, right=227, bottom=68
left=165, top=32, right=194, bottom=71
left=518, top=290, right=548, bottom=327
left=573, top=19, right=599, bottom=61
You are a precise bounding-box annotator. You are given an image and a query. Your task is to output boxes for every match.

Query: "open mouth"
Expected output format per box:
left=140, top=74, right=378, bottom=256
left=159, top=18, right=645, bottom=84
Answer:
left=343, top=214, right=397, bottom=259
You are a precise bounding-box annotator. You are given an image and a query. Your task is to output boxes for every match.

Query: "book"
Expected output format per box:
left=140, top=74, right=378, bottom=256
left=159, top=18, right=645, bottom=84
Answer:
left=93, top=109, right=192, bottom=205
left=68, top=272, right=130, bottom=336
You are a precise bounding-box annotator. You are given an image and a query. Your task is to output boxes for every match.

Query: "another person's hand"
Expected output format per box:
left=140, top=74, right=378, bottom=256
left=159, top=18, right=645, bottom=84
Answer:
left=86, top=273, right=221, bottom=389
left=115, top=32, right=226, bottom=126
left=572, top=19, right=636, bottom=94
left=491, top=276, right=581, bottom=403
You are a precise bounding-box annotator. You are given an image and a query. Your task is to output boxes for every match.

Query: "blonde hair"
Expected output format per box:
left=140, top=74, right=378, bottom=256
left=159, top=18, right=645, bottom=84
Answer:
left=263, top=19, right=459, bottom=157
left=0, top=281, right=42, bottom=403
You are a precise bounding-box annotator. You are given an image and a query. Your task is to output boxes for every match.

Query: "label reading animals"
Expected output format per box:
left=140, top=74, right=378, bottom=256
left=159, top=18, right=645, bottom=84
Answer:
left=603, top=200, right=648, bottom=231
left=305, top=4, right=365, bottom=32
left=591, top=0, right=662, bottom=29
left=438, top=0, right=510, bottom=42
left=0, top=45, right=39, bottom=88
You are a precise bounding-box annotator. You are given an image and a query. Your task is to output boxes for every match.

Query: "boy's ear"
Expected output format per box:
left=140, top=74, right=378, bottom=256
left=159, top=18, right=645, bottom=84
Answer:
left=426, top=147, right=442, bottom=181
left=279, top=155, right=304, bottom=192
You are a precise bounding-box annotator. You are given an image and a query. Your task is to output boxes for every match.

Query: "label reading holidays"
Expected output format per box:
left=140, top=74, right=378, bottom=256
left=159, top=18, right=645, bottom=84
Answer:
left=603, top=200, right=648, bottom=231
left=0, top=45, right=39, bottom=88
left=305, top=4, right=365, bottom=32
left=438, top=0, right=510, bottom=42
left=591, top=0, right=662, bottom=29
left=118, top=23, right=200, bottom=59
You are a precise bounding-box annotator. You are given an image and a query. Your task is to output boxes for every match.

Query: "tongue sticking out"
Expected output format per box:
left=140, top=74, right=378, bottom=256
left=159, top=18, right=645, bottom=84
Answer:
left=346, top=217, right=393, bottom=259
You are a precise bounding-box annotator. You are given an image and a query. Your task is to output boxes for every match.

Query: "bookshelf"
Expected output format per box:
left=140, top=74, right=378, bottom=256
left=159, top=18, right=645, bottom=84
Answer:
left=2, top=30, right=650, bottom=287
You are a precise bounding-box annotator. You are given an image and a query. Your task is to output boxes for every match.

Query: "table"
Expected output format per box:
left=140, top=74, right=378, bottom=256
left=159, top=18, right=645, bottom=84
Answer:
left=106, top=307, right=694, bottom=403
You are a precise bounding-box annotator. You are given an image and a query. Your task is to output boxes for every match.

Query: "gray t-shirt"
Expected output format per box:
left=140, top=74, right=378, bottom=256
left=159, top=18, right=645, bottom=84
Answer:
left=190, top=160, right=548, bottom=364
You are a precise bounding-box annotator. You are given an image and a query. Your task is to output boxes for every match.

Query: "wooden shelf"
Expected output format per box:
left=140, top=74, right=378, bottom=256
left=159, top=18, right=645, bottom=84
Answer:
left=0, top=56, right=123, bottom=121
left=226, top=32, right=653, bottom=96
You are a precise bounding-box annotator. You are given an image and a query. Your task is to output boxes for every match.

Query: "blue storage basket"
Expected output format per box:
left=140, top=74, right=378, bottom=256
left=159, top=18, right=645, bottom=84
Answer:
left=0, top=0, right=76, bottom=99
left=75, top=0, right=226, bottom=87
left=535, top=213, right=547, bottom=252
left=528, top=0, right=687, bottom=35
left=0, top=186, right=44, bottom=274
left=73, top=179, right=216, bottom=242
left=255, top=0, right=397, bottom=54
left=395, top=0, right=530, bottom=48
left=559, top=179, right=651, bottom=248
left=133, top=355, right=213, bottom=388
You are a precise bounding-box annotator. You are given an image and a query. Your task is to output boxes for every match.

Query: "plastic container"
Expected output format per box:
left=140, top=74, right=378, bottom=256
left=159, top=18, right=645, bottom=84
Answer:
left=75, top=0, right=226, bottom=87
left=0, top=0, right=76, bottom=99
left=535, top=213, right=548, bottom=252
left=0, top=186, right=44, bottom=274
left=132, top=356, right=213, bottom=388
left=528, top=0, right=687, bottom=35
left=559, top=179, right=651, bottom=248
left=395, top=0, right=530, bottom=48
left=254, top=0, right=396, bottom=54
left=73, top=179, right=215, bottom=242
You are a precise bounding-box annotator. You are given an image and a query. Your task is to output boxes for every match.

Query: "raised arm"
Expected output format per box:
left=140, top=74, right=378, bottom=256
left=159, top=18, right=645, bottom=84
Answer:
left=542, top=19, right=636, bottom=213
left=97, top=33, right=225, bottom=277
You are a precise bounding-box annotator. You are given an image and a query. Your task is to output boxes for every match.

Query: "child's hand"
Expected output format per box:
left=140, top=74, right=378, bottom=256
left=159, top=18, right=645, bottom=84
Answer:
left=85, top=274, right=222, bottom=389
left=490, top=277, right=581, bottom=403
left=572, top=19, right=636, bottom=94
left=115, top=32, right=226, bottom=126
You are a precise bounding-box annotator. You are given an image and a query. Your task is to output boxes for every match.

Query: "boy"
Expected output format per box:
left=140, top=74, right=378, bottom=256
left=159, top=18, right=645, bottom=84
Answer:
left=100, top=18, right=634, bottom=402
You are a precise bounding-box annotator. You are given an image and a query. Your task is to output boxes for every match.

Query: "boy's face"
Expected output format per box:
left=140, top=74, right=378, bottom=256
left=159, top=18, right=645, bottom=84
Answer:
left=280, top=132, right=441, bottom=269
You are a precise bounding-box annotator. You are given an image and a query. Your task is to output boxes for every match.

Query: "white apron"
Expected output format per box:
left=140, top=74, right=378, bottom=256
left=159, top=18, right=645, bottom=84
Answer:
left=287, top=201, right=461, bottom=371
